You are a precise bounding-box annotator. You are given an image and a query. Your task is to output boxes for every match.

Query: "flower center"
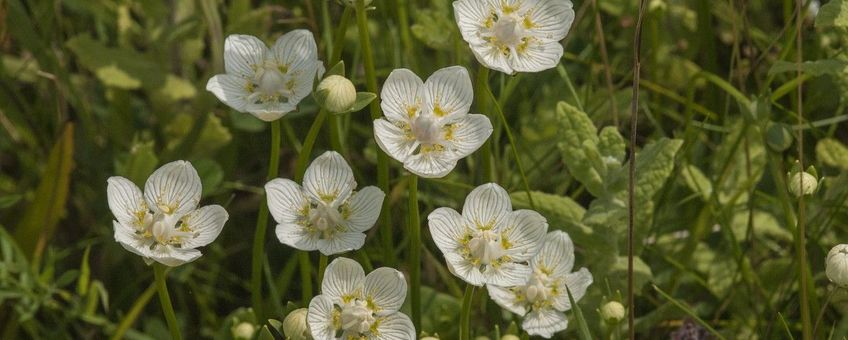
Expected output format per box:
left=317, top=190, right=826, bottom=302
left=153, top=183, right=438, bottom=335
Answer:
left=255, top=61, right=288, bottom=95
left=308, top=202, right=344, bottom=232
left=339, top=300, right=375, bottom=334
left=525, top=271, right=553, bottom=303
left=148, top=213, right=192, bottom=246
left=468, top=230, right=506, bottom=265
left=492, top=15, right=523, bottom=46
left=411, top=115, right=442, bottom=145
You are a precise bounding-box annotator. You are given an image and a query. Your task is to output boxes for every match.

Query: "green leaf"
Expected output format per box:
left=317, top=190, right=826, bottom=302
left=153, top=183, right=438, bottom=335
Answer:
left=157, top=74, right=197, bottom=101
left=765, top=122, right=794, bottom=152
left=510, top=191, right=585, bottom=227
left=598, top=126, right=626, bottom=164
left=115, top=138, right=159, bottom=186
left=817, top=138, right=848, bottom=170
left=166, top=113, right=233, bottom=157
left=411, top=3, right=458, bottom=51
left=193, top=159, right=224, bottom=197
left=556, top=101, right=605, bottom=197
left=610, top=256, right=654, bottom=291
left=77, top=246, right=91, bottom=296
left=816, top=0, right=848, bottom=27
left=680, top=164, right=713, bottom=201
left=66, top=34, right=165, bottom=89
left=14, top=123, right=75, bottom=258
left=631, top=138, right=684, bottom=203
left=0, top=194, right=23, bottom=209
left=768, top=59, right=848, bottom=77
left=349, top=92, right=377, bottom=112
left=326, top=60, right=346, bottom=77
left=566, top=286, right=593, bottom=340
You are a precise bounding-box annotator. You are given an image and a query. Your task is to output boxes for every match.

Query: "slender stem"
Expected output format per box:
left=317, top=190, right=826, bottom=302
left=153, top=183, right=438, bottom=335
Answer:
left=110, top=282, right=156, bottom=340
left=295, top=111, right=328, bottom=181
left=397, top=0, right=416, bottom=70
left=355, top=0, right=393, bottom=267
left=327, top=8, right=353, bottom=155
left=628, top=1, right=648, bottom=339
left=407, top=175, right=421, bottom=329
left=318, top=254, right=329, bottom=284
left=153, top=263, right=181, bottom=340
left=795, top=0, right=811, bottom=338
left=459, top=284, right=475, bottom=340
left=251, top=120, right=281, bottom=322
left=475, top=67, right=495, bottom=182
left=299, top=251, right=313, bottom=304
left=481, top=78, right=535, bottom=210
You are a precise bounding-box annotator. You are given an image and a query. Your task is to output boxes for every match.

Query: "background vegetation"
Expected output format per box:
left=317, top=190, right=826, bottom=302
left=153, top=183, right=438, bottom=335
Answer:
left=1, top=0, right=847, bottom=338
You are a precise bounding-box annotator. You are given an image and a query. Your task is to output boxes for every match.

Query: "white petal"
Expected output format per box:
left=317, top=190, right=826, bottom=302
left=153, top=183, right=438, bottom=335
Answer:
left=224, top=34, right=267, bottom=78
left=374, top=119, right=417, bottom=163
left=206, top=74, right=250, bottom=112
left=424, top=66, right=473, bottom=121
left=380, top=68, right=426, bottom=123
left=265, top=178, right=308, bottom=224
left=553, top=267, right=593, bottom=311
left=245, top=102, right=298, bottom=122
left=499, top=210, right=548, bottom=261
left=147, top=245, right=202, bottom=267
left=373, top=313, right=416, bottom=340
left=524, top=0, right=575, bottom=42
left=533, top=230, right=575, bottom=275
left=345, top=186, right=385, bottom=233
left=113, top=220, right=149, bottom=258
left=509, top=41, right=563, bottom=73
left=484, top=262, right=531, bottom=287
left=521, top=308, right=567, bottom=338
left=462, top=183, right=511, bottom=229
left=364, top=267, right=407, bottom=314
left=303, top=151, right=356, bottom=205
left=487, top=285, right=528, bottom=315
left=307, top=295, right=337, bottom=340
left=271, top=29, right=319, bottom=71
left=445, top=253, right=485, bottom=286
left=275, top=222, right=319, bottom=252
left=444, top=114, right=492, bottom=159
left=403, top=151, right=457, bottom=178
left=453, top=0, right=495, bottom=45
left=107, top=177, right=148, bottom=229
left=286, top=60, right=325, bottom=105
left=317, top=232, right=366, bottom=256
left=321, top=257, right=366, bottom=304
left=427, top=207, right=467, bottom=255
left=470, top=43, right=514, bottom=74
left=178, top=205, right=228, bottom=249
left=144, top=161, right=202, bottom=217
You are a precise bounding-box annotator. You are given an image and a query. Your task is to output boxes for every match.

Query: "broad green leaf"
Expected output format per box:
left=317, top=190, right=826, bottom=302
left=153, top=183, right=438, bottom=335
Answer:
left=712, top=123, right=766, bottom=204
left=680, top=164, right=713, bottom=201
left=115, top=138, right=158, bottom=186
left=817, top=138, right=848, bottom=170
left=66, top=34, right=165, bottom=89
left=417, top=286, right=460, bottom=336
left=14, top=123, right=75, bottom=259
left=2, top=54, right=41, bottom=83
left=556, top=101, right=604, bottom=197
left=157, top=74, right=197, bottom=101
left=166, top=113, right=233, bottom=157
left=768, top=59, right=848, bottom=77
left=609, top=256, right=653, bottom=292
left=193, top=159, right=224, bottom=197
left=613, top=138, right=683, bottom=203
left=94, top=65, right=141, bottom=89
left=411, top=2, right=458, bottom=51
left=510, top=191, right=585, bottom=227
left=598, top=126, right=626, bottom=164
left=816, top=0, right=848, bottom=27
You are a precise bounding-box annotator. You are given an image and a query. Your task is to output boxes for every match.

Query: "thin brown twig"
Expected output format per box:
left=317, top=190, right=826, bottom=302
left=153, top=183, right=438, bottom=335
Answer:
left=629, top=0, right=649, bottom=339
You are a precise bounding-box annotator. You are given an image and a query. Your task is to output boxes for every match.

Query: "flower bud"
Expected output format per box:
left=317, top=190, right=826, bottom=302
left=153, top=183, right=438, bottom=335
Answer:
left=283, top=308, right=312, bottom=340
left=316, top=75, right=357, bottom=113
left=501, top=335, right=520, bottom=340
left=600, top=301, right=626, bottom=323
left=788, top=171, right=818, bottom=197
left=231, top=322, right=256, bottom=340
left=827, top=244, right=848, bottom=287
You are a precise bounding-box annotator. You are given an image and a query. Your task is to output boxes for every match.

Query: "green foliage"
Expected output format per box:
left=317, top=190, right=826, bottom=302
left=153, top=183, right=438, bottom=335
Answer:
left=817, top=0, right=848, bottom=28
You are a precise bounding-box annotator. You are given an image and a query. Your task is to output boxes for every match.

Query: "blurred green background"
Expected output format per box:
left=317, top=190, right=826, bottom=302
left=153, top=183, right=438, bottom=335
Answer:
left=1, top=0, right=848, bottom=339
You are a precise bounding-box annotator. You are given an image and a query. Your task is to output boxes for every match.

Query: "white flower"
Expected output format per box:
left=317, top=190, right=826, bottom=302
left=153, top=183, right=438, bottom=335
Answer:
left=266, top=151, right=384, bottom=256
left=206, top=31, right=325, bottom=122
left=788, top=171, right=818, bottom=197
left=453, top=0, right=575, bottom=74
left=428, top=183, right=547, bottom=286
left=487, top=230, right=592, bottom=338
left=827, top=244, right=848, bottom=287
left=307, top=258, right=415, bottom=340
left=106, top=161, right=228, bottom=267
left=374, top=66, right=492, bottom=178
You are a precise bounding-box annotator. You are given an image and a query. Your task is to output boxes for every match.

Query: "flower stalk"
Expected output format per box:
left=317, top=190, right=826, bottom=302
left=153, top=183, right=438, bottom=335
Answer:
left=408, top=175, right=421, bottom=329
left=250, top=120, right=281, bottom=321
left=460, top=284, right=475, bottom=340
left=153, top=263, right=182, bottom=340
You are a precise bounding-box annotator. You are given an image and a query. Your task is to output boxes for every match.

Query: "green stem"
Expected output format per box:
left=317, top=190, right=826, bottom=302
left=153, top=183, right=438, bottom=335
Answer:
left=327, top=8, right=353, bottom=155
left=355, top=0, right=393, bottom=266
left=475, top=67, right=495, bottom=182
left=153, top=264, right=181, bottom=340
left=460, top=284, right=475, bottom=340
left=397, top=0, right=417, bottom=70
left=482, top=79, right=535, bottom=210
left=299, top=251, right=313, bottom=304
left=295, top=111, right=328, bottom=182
left=318, top=254, right=329, bottom=284
left=250, top=120, right=281, bottom=322
left=110, top=282, right=156, bottom=340
left=408, top=175, right=421, bottom=329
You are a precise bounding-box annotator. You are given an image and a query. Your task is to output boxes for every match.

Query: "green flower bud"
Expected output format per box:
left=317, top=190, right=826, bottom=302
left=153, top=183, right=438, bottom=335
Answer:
left=283, top=308, right=312, bottom=340
left=316, top=75, right=357, bottom=113
left=600, top=301, right=626, bottom=323
left=231, top=322, right=256, bottom=340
